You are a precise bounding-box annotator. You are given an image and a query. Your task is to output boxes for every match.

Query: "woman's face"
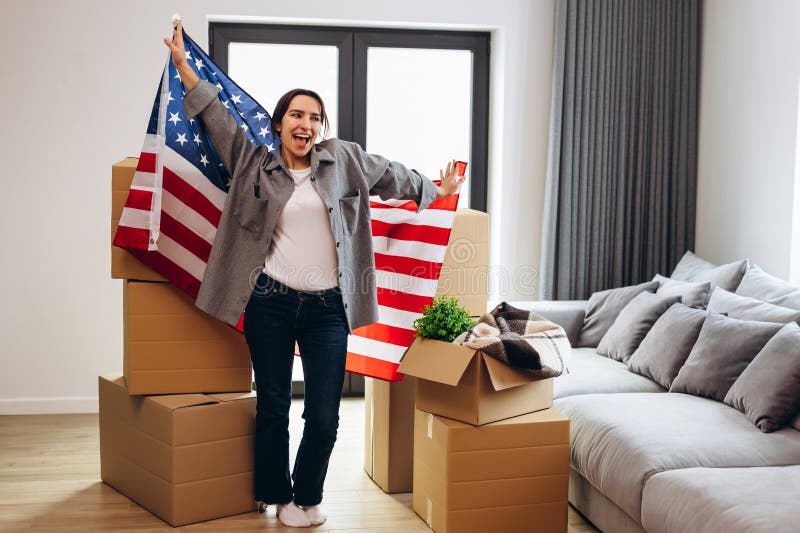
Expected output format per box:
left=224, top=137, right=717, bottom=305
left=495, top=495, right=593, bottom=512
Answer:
left=275, top=95, right=322, bottom=166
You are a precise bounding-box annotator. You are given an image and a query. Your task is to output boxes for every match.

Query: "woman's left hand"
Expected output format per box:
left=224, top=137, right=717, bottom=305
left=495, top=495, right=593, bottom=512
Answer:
left=436, top=159, right=466, bottom=198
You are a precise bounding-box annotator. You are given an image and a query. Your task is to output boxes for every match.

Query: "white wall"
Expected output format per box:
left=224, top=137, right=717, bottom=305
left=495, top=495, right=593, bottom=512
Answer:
left=696, top=0, right=800, bottom=280
left=0, top=0, right=554, bottom=413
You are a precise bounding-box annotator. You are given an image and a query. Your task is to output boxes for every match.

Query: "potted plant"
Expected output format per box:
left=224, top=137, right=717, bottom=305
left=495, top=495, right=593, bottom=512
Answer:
left=412, top=296, right=477, bottom=342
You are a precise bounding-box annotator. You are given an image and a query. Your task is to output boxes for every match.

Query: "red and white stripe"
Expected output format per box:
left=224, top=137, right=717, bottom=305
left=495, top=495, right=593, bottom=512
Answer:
left=113, top=133, right=225, bottom=299
left=346, top=194, right=458, bottom=381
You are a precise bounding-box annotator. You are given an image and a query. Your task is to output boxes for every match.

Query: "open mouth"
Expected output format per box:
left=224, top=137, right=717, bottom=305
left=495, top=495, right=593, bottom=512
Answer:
left=292, top=134, right=311, bottom=147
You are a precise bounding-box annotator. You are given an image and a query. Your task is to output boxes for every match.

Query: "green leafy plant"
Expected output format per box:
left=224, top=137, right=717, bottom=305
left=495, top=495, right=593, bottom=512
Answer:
left=413, top=296, right=477, bottom=342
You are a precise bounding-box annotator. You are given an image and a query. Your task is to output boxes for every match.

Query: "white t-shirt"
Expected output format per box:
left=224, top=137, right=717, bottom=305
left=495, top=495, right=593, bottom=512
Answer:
left=262, top=166, right=340, bottom=291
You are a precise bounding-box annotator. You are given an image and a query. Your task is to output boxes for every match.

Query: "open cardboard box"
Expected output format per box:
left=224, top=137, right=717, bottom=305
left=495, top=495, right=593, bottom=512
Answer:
left=398, top=337, right=553, bottom=426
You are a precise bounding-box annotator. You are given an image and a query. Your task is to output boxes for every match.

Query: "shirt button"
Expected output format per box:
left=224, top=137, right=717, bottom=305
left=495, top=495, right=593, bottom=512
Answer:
left=311, top=176, right=316, bottom=181
left=336, top=241, right=340, bottom=248
left=344, top=303, right=348, bottom=309
left=338, top=272, right=343, bottom=278
left=328, top=207, right=333, bottom=213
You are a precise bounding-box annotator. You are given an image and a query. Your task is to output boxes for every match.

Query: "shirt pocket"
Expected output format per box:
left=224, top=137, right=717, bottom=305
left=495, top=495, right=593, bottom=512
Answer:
left=233, top=184, right=269, bottom=234
left=339, top=190, right=361, bottom=236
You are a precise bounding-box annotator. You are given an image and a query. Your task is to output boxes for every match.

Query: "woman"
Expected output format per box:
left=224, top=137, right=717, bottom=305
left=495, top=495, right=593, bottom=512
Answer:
left=165, top=20, right=464, bottom=528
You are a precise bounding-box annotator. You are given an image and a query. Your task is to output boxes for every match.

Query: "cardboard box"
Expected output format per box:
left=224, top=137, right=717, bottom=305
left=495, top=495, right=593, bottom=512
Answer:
left=99, top=374, right=257, bottom=526
left=413, top=408, right=570, bottom=533
left=364, top=375, right=416, bottom=493
left=398, top=337, right=553, bottom=426
left=436, top=209, right=489, bottom=316
left=124, top=280, right=252, bottom=395
left=112, top=157, right=167, bottom=281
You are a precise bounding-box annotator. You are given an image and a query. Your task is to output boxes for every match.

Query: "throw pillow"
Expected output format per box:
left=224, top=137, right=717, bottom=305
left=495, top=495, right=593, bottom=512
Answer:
left=769, top=290, right=800, bottom=311
left=597, top=292, right=681, bottom=363
left=669, top=313, right=783, bottom=401
left=670, top=251, right=748, bottom=293
left=724, top=323, right=800, bottom=433
left=627, top=303, right=707, bottom=389
left=578, top=280, right=660, bottom=348
left=707, top=288, right=800, bottom=324
left=652, top=274, right=710, bottom=308
left=513, top=300, right=587, bottom=346
left=735, top=264, right=798, bottom=301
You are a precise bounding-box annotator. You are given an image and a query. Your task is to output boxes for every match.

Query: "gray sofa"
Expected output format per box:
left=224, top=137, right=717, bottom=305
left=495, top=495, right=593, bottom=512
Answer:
left=513, top=299, right=800, bottom=533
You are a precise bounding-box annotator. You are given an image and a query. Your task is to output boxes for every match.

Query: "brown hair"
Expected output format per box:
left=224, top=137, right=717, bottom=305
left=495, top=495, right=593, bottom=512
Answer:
left=271, top=88, right=330, bottom=141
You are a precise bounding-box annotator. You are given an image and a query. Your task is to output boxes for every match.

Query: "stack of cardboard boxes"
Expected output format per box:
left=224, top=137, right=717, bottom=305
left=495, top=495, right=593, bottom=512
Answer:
left=364, top=206, right=571, bottom=532
left=101, top=158, right=257, bottom=527
left=399, top=341, right=571, bottom=533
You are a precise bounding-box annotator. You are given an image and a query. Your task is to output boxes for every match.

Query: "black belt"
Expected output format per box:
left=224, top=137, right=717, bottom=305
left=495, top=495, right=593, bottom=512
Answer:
left=256, top=272, right=340, bottom=297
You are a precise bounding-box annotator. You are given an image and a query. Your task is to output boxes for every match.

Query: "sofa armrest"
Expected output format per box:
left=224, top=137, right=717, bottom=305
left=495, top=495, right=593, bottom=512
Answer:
left=508, top=300, right=588, bottom=346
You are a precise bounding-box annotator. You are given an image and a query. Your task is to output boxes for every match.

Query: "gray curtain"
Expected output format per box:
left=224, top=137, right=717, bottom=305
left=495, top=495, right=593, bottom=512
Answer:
left=540, top=0, right=701, bottom=300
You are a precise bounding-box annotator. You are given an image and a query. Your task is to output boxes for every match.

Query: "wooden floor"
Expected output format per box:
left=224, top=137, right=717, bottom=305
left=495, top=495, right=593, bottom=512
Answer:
left=0, top=397, right=597, bottom=532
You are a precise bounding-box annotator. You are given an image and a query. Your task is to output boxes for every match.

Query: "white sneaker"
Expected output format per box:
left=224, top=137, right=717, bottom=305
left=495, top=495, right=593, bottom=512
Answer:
left=277, top=501, right=312, bottom=527
left=301, top=504, right=327, bottom=526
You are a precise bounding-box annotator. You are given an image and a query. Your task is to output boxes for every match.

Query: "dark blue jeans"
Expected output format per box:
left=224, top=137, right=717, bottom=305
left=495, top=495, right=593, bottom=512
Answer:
left=243, top=273, right=349, bottom=506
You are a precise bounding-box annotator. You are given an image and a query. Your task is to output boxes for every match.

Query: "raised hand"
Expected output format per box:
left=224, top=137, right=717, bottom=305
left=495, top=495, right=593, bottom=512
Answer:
left=163, top=19, right=188, bottom=66
left=437, top=159, right=466, bottom=198
left=162, top=18, right=199, bottom=91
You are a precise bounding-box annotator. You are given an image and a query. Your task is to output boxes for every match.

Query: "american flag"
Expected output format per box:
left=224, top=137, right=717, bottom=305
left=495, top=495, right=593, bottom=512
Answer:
left=113, top=29, right=458, bottom=382
left=112, top=29, right=277, bottom=305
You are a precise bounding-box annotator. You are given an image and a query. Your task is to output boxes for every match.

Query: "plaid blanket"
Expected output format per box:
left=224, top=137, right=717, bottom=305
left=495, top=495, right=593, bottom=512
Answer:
left=453, top=302, right=570, bottom=377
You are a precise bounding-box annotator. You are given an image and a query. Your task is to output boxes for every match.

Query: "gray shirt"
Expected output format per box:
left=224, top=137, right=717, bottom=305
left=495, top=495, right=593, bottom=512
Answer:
left=183, top=80, right=437, bottom=331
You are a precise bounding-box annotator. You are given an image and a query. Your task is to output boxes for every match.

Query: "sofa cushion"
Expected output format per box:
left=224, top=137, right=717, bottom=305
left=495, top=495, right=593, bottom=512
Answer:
left=708, top=287, right=800, bottom=324
left=641, top=466, right=800, bottom=533
left=569, top=467, right=647, bottom=533
left=578, top=281, right=659, bottom=348
left=554, top=393, right=800, bottom=524
left=669, top=313, right=783, bottom=401
left=597, top=292, right=680, bottom=363
left=627, top=303, right=706, bottom=389
left=553, top=348, right=665, bottom=399
left=670, top=251, right=748, bottom=294
left=652, top=274, right=710, bottom=308
left=725, top=323, right=800, bottom=433
left=736, top=264, right=798, bottom=301
left=769, top=290, right=800, bottom=311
